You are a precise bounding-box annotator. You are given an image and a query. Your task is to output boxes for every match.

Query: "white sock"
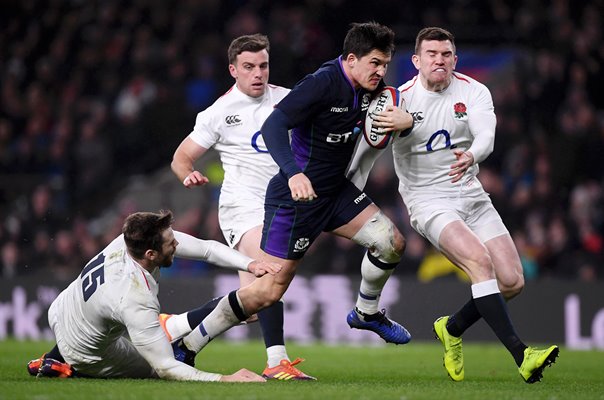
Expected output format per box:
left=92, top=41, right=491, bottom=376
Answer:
left=471, top=279, right=500, bottom=298
left=183, top=295, right=242, bottom=353
left=356, top=252, right=394, bottom=315
left=165, top=313, right=192, bottom=342
left=266, top=345, right=289, bottom=368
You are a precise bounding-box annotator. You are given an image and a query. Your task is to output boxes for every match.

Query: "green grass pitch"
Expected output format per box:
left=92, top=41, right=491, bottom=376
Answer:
left=2, top=339, right=603, bottom=400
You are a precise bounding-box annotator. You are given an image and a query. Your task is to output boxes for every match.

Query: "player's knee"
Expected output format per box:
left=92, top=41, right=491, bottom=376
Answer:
left=370, top=233, right=403, bottom=264
left=392, top=229, right=406, bottom=256
left=353, top=211, right=404, bottom=264
left=500, top=273, right=524, bottom=300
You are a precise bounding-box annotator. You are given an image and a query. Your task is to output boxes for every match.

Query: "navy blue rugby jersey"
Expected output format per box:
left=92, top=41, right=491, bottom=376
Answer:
left=275, top=57, right=376, bottom=194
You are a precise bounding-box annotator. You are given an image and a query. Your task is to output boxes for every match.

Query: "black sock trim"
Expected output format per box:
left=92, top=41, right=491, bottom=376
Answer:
left=228, top=290, right=247, bottom=321
left=367, top=252, right=398, bottom=270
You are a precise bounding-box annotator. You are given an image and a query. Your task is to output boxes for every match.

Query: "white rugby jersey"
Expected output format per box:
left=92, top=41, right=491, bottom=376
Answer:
left=50, top=231, right=253, bottom=381
left=349, top=72, right=496, bottom=203
left=188, top=84, right=290, bottom=206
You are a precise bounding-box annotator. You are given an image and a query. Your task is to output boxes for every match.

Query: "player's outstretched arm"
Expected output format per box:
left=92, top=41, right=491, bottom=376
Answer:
left=171, top=137, right=210, bottom=187
left=173, top=231, right=280, bottom=276
left=220, top=368, right=267, bottom=382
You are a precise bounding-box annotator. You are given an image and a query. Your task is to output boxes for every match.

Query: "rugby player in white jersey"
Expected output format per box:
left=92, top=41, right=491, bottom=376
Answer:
left=26, top=210, right=281, bottom=381
left=171, top=34, right=314, bottom=380
left=348, top=27, right=558, bottom=383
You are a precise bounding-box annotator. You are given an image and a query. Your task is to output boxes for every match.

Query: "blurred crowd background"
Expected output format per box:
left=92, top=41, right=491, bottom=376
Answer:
left=1, top=0, right=603, bottom=281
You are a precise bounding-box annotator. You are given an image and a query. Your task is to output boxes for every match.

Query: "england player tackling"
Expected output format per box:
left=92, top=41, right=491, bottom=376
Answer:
left=27, top=210, right=279, bottom=382
left=349, top=27, right=558, bottom=383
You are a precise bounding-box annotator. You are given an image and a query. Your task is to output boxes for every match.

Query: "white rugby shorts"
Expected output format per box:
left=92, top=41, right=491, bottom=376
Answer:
left=218, top=201, right=264, bottom=248
left=407, top=191, right=509, bottom=250
left=48, top=300, right=156, bottom=379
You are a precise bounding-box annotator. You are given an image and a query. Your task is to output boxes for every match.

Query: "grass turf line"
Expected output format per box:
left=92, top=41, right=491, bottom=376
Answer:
left=2, top=339, right=603, bottom=400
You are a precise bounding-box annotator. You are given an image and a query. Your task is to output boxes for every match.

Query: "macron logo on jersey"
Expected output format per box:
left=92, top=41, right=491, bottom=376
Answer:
left=225, top=115, right=242, bottom=126
left=330, top=107, right=348, bottom=113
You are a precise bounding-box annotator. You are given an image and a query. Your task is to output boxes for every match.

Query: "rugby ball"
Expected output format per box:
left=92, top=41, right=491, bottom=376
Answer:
left=363, top=86, right=401, bottom=149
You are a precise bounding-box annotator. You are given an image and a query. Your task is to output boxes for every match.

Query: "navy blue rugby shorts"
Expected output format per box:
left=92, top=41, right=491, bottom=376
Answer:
left=261, top=178, right=373, bottom=260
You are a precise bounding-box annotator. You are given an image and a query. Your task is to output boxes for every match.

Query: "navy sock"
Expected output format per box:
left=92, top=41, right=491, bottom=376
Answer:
left=473, top=293, right=527, bottom=366
left=446, top=298, right=481, bottom=337
left=186, top=296, right=222, bottom=329
left=46, top=344, right=65, bottom=363
left=258, top=301, right=285, bottom=348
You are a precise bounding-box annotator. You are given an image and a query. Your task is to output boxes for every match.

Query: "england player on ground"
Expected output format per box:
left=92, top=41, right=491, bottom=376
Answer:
left=171, top=34, right=314, bottom=380
left=348, top=27, right=558, bottom=383
left=27, top=210, right=279, bottom=382
left=171, top=22, right=415, bottom=362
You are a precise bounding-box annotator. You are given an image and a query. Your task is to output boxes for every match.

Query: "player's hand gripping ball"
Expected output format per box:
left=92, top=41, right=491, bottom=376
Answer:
left=363, top=86, right=401, bottom=149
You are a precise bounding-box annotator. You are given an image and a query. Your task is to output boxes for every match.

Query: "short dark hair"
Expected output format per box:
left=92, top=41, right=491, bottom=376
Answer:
left=122, top=210, right=174, bottom=259
left=415, top=27, right=456, bottom=55
left=342, top=22, right=395, bottom=59
left=227, top=34, right=270, bottom=64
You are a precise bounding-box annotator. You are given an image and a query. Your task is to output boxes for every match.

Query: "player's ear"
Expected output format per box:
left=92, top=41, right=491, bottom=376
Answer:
left=144, top=249, right=157, bottom=261
left=345, top=53, right=357, bottom=67
left=228, top=64, right=237, bottom=79
left=411, top=54, right=420, bottom=70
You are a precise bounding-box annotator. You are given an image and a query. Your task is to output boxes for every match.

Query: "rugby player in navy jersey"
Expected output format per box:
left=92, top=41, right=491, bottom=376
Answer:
left=171, top=23, right=415, bottom=360
left=258, top=21, right=415, bottom=343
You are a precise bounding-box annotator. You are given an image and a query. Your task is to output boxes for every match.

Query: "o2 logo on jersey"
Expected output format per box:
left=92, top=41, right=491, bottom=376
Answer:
left=81, top=253, right=106, bottom=302
left=251, top=131, right=269, bottom=153
left=426, top=129, right=457, bottom=152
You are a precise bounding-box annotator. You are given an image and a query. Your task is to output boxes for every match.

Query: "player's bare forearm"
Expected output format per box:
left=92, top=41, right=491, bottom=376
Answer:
left=172, top=137, right=210, bottom=187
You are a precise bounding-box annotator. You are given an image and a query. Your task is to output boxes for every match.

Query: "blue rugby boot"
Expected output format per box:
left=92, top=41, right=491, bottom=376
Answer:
left=172, top=340, right=197, bottom=367
left=347, top=308, right=411, bottom=344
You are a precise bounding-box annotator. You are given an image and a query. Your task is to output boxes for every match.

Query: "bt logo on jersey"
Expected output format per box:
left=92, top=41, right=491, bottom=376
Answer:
left=326, top=131, right=355, bottom=143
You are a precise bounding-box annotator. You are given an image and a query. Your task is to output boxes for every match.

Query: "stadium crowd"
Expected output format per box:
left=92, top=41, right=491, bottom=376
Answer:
left=1, top=0, right=603, bottom=281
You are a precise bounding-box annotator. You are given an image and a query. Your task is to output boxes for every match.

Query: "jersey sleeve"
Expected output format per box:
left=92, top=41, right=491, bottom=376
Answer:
left=466, top=83, right=496, bottom=164
left=346, top=137, right=389, bottom=190
left=263, top=73, right=333, bottom=178
left=119, top=283, right=222, bottom=381
left=173, top=231, right=252, bottom=271
left=276, top=73, right=332, bottom=126
left=188, top=106, right=221, bottom=149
